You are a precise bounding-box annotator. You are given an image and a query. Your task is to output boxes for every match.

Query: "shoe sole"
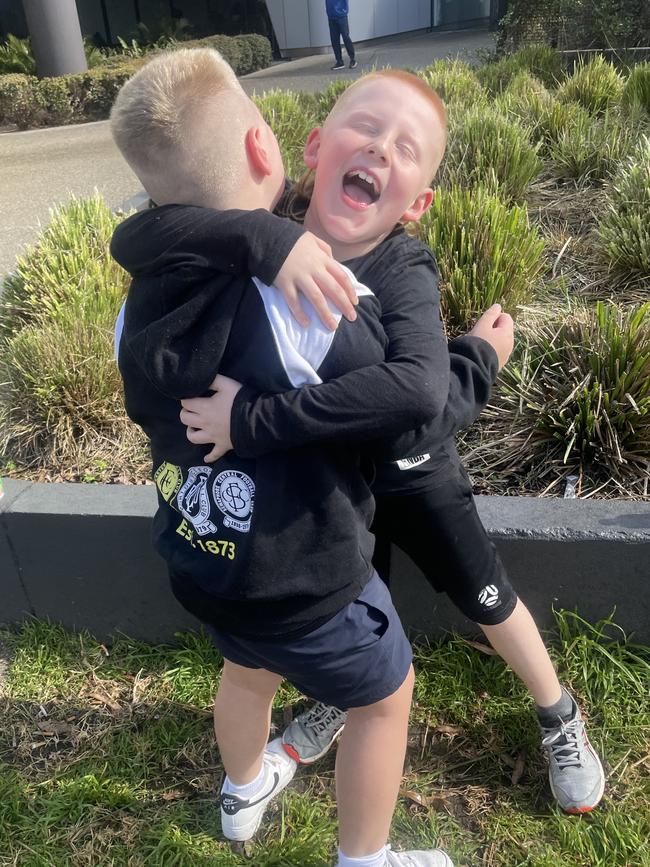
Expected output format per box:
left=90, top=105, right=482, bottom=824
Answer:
left=282, top=723, right=345, bottom=765
left=550, top=747, right=606, bottom=814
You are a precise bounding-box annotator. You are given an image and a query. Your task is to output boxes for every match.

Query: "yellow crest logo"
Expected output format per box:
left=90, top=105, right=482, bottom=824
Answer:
left=155, top=462, right=183, bottom=504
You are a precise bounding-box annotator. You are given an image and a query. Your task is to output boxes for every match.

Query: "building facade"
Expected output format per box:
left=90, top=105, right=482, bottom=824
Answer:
left=1, top=0, right=499, bottom=51
left=265, top=0, right=493, bottom=57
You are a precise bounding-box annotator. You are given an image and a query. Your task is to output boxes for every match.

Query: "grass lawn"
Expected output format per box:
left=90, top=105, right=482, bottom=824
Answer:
left=0, top=612, right=648, bottom=866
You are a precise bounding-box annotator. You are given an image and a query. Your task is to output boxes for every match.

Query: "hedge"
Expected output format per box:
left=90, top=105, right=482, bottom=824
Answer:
left=0, top=33, right=272, bottom=130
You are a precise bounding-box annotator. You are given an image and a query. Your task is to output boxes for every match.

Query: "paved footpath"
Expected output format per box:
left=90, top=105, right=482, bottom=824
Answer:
left=0, top=28, right=492, bottom=278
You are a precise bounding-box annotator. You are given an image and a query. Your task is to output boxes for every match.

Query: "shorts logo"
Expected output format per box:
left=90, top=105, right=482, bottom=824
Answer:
left=177, top=466, right=217, bottom=536
left=396, top=453, right=431, bottom=471
left=213, top=470, right=255, bottom=533
left=154, top=462, right=182, bottom=505
left=478, top=585, right=500, bottom=608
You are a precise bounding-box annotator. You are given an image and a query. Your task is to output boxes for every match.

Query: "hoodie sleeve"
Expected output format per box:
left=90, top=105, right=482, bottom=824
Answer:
left=229, top=245, right=498, bottom=458
left=230, top=248, right=452, bottom=456
left=373, top=334, right=498, bottom=462
left=110, top=204, right=304, bottom=286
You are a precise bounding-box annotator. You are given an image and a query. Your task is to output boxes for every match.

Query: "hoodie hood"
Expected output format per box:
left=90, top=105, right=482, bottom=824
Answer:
left=111, top=204, right=221, bottom=279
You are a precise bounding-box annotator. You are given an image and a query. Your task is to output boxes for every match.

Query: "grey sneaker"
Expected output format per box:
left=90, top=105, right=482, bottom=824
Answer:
left=282, top=702, right=347, bottom=764
left=541, top=703, right=605, bottom=813
left=385, top=844, right=455, bottom=866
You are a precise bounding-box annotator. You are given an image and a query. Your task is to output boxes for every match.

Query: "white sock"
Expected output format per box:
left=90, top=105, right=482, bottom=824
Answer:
left=336, top=845, right=388, bottom=867
left=222, top=763, right=266, bottom=798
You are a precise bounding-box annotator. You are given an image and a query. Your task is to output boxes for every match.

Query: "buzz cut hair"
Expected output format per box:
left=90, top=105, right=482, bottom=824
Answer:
left=110, top=47, right=258, bottom=208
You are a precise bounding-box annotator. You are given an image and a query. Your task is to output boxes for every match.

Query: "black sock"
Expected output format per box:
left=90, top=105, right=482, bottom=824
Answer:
left=536, top=686, right=576, bottom=727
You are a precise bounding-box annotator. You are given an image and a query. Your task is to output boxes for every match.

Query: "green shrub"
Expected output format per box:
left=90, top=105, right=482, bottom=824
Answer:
left=510, top=43, right=565, bottom=88
left=498, top=302, right=650, bottom=481
left=496, top=85, right=595, bottom=158
left=419, top=59, right=488, bottom=107
left=419, top=186, right=545, bottom=332
left=597, top=137, right=650, bottom=281
left=476, top=55, right=523, bottom=96
left=313, top=79, right=352, bottom=122
left=0, top=73, right=43, bottom=128
left=0, top=196, right=141, bottom=472
left=233, top=35, right=254, bottom=76
left=548, top=109, right=635, bottom=183
left=237, top=33, right=273, bottom=72
left=622, top=61, right=650, bottom=117
left=255, top=90, right=318, bottom=181
left=477, top=44, right=565, bottom=95
left=183, top=34, right=241, bottom=72
left=442, top=104, right=543, bottom=201
left=78, top=62, right=142, bottom=118
left=0, top=34, right=36, bottom=75
left=38, top=76, right=80, bottom=125
left=558, top=55, right=625, bottom=116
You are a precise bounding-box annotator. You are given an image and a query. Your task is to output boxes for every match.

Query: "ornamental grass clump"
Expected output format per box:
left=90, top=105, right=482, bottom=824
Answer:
left=622, top=62, right=650, bottom=117
left=254, top=90, right=318, bottom=180
left=558, top=55, right=625, bottom=116
left=419, top=59, right=488, bottom=107
left=442, top=104, right=543, bottom=202
left=509, top=43, right=565, bottom=89
left=498, top=302, right=650, bottom=485
left=0, top=196, right=144, bottom=477
left=597, top=137, right=650, bottom=282
left=419, top=186, right=545, bottom=333
left=548, top=110, right=635, bottom=184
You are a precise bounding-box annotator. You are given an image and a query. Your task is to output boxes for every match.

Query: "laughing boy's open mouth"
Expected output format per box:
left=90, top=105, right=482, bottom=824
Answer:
left=342, top=169, right=380, bottom=205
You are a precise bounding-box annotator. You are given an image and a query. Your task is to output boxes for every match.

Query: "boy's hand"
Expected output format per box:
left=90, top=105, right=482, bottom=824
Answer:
left=180, top=375, right=243, bottom=463
left=274, top=232, right=358, bottom=331
left=469, top=303, right=514, bottom=371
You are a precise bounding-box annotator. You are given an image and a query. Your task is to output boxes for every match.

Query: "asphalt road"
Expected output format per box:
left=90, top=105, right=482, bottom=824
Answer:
left=0, top=28, right=493, bottom=278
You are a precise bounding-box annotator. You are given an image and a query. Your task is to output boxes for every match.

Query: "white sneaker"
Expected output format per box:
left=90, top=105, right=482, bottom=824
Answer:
left=385, top=845, right=455, bottom=867
left=219, top=738, right=297, bottom=841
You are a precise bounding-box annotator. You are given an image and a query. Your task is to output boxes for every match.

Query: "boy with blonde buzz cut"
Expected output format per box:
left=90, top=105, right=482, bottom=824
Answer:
left=111, top=48, right=455, bottom=867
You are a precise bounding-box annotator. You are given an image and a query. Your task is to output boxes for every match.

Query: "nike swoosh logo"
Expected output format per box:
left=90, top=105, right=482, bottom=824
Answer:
left=221, top=771, right=280, bottom=815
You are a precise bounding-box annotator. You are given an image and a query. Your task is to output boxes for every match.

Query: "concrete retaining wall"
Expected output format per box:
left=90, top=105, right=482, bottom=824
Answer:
left=1, top=479, right=649, bottom=643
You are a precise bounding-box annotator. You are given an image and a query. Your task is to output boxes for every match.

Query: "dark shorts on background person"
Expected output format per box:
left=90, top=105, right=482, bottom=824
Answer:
left=205, top=572, right=412, bottom=710
left=371, top=465, right=519, bottom=626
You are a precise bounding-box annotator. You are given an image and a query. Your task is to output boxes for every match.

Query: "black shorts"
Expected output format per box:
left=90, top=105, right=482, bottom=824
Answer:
left=371, top=467, right=518, bottom=626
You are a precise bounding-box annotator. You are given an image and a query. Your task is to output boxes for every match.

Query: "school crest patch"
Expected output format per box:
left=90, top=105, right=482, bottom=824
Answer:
left=154, top=462, right=183, bottom=505
left=177, top=465, right=217, bottom=536
left=213, top=470, right=255, bottom=533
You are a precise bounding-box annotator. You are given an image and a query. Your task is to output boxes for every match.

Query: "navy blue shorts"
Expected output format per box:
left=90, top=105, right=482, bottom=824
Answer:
left=205, top=572, right=412, bottom=710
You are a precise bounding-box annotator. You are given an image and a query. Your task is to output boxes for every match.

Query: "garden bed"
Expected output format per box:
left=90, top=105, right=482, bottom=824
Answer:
left=0, top=48, right=649, bottom=499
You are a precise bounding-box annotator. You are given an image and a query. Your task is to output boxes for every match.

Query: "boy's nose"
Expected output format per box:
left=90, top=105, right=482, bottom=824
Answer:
left=366, top=142, right=388, bottom=163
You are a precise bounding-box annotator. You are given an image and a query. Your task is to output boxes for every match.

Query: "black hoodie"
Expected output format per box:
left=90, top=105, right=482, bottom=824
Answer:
left=112, top=206, right=453, bottom=639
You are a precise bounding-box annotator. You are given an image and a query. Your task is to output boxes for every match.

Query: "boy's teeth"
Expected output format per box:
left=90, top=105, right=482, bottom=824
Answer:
left=350, top=170, right=376, bottom=190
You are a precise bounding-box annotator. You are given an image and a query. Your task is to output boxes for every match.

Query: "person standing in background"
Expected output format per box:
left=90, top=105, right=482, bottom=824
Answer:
left=326, top=0, right=357, bottom=70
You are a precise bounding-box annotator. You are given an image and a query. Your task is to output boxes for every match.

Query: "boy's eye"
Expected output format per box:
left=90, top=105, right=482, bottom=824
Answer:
left=398, top=143, right=416, bottom=160
left=356, top=122, right=378, bottom=135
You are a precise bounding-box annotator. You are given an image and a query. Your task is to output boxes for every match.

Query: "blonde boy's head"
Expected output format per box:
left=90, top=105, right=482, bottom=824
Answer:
left=110, top=48, right=261, bottom=208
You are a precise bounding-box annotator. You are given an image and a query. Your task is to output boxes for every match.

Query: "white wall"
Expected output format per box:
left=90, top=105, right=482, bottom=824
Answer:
left=265, top=0, right=431, bottom=54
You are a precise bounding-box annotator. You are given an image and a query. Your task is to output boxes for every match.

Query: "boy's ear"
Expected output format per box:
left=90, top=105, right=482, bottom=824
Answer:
left=245, top=125, right=273, bottom=177
left=303, top=127, right=322, bottom=169
left=401, top=187, right=434, bottom=224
